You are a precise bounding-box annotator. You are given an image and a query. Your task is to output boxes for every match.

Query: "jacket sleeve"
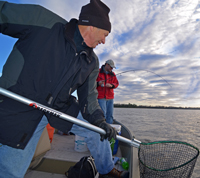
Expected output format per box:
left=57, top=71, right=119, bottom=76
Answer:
left=110, top=72, right=119, bottom=89
left=77, top=55, right=105, bottom=124
left=0, top=1, right=66, bottom=38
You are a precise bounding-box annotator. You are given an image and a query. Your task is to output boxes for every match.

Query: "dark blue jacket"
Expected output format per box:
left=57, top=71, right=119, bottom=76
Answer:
left=0, top=2, right=104, bottom=149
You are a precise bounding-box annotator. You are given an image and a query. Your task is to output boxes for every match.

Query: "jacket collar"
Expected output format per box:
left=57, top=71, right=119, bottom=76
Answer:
left=100, top=65, right=115, bottom=76
left=65, top=18, right=93, bottom=61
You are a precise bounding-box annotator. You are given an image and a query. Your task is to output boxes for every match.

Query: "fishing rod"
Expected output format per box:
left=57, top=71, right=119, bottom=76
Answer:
left=98, top=69, right=172, bottom=88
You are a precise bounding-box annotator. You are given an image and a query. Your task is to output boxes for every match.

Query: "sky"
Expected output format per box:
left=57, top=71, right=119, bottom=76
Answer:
left=0, top=0, right=200, bottom=107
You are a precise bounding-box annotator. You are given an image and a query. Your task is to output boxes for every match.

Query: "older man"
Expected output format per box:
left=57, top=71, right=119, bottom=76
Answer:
left=0, top=1, right=128, bottom=178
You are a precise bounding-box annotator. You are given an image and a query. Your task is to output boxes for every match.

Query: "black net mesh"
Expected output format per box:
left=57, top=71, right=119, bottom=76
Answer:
left=138, top=141, right=199, bottom=178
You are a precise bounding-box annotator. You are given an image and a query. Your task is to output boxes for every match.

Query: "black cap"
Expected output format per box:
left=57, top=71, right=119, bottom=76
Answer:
left=78, top=0, right=111, bottom=32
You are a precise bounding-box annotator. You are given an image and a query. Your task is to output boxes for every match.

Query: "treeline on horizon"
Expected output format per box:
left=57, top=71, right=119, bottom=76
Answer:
left=114, top=103, right=200, bottom=110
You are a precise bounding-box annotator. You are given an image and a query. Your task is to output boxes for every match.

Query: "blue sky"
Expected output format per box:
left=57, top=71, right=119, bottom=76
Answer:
left=0, top=0, right=200, bottom=107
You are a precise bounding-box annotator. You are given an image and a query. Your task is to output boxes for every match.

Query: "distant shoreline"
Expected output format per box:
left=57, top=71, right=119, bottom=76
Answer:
left=114, top=104, right=200, bottom=110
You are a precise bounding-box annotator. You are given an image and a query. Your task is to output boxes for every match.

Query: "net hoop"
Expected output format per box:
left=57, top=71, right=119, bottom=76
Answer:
left=138, top=140, right=199, bottom=172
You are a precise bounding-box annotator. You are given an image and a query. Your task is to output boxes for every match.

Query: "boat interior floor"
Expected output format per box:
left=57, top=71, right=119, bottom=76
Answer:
left=25, top=133, right=122, bottom=178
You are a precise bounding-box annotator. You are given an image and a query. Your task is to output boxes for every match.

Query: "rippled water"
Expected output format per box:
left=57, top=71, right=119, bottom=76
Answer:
left=113, top=108, right=200, bottom=178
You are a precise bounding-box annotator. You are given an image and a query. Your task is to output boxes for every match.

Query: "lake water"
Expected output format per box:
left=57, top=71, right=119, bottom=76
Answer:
left=113, top=108, right=200, bottom=178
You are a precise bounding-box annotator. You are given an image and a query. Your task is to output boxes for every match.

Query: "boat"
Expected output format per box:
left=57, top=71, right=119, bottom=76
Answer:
left=24, top=119, right=140, bottom=178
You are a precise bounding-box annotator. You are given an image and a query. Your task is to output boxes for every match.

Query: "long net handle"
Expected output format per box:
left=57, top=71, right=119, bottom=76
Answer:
left=0, top=87, right=140, bottom=148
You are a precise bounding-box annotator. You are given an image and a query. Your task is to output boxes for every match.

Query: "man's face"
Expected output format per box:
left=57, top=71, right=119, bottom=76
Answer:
left=85, top=27, right=109, bottom=48
left=105, top=63, right=113, bottom=72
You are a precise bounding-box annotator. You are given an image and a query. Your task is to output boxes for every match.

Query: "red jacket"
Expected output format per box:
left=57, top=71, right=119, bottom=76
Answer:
left=96, top=65, right=119, bottom=99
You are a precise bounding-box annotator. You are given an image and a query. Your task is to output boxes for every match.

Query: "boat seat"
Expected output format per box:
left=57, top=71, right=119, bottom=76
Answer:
left=28, top=127, right=51, bottom=169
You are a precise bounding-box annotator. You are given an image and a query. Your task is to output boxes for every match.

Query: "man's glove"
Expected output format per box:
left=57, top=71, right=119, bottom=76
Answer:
left=93, top=119, right=117, bottom=141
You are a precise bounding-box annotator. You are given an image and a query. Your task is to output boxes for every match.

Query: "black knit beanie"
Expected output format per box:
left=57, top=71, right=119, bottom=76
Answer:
left=78, top=0, right=111, bottom=32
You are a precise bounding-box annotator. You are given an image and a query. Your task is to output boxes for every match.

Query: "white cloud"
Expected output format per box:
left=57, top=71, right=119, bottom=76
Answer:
left=1, top=0, right=200, bottom=107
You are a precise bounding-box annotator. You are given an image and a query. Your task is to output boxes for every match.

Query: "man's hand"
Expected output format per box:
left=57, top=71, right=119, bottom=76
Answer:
left=93, top=120, right=117, bottom=141
left=105, top=83, right=113, bottom=88
left=98, top=80, right=105, bottom=86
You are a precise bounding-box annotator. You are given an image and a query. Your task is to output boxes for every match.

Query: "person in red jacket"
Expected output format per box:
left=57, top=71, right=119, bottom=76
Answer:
left=97, top=60, right=119, bottom=124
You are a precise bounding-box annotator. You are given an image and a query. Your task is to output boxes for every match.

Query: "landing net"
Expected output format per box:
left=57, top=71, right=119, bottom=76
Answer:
left=138, top=141, right=199, bottom=178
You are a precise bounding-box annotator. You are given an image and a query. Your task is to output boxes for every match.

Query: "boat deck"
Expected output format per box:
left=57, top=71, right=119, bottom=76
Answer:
left=25, top=134, right=91, bottom=177
left=23, top=118, right=139, bottom=178
left=25, top=133, right=124, bottom=178
left=44, top=133, right=91, bottom=162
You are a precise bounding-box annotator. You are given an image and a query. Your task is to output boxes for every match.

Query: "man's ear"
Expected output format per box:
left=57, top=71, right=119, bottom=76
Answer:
left=89, top=26, right=95, bottom=32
